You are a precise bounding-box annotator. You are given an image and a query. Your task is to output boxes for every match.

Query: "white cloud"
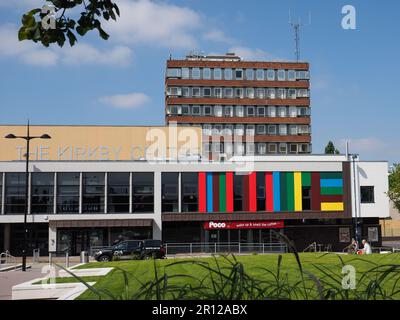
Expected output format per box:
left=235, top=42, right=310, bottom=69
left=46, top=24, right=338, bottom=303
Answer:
left=21, top=49, right=59, bottom=66
left=0, top=24, right=132, bottom=67
left=228, top=46, right=277, bottom=61
left=99, top=92, right=151, bottom=109
left=202, top=30, right=234, bottom=44
left=59, top=44, right=132, bottom=67
left=0, top=24, right=59, bottom=66
left=338, top=137, right=387, bottom=153
left=337, top=137, right=400, bottom=161
left=104, top=0, right=201, bottom=49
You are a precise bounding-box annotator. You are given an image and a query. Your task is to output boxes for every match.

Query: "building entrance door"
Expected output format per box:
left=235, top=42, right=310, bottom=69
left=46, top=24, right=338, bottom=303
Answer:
left=57, top=228, right=107, bottom=255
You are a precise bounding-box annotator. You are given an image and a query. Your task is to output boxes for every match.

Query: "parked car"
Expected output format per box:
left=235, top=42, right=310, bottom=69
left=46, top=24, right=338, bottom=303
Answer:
left=93, top=240, right=166, bottom=262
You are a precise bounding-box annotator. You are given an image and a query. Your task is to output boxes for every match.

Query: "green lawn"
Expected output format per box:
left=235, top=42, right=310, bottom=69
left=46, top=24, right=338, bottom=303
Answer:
left=72, top=253, right=400, bottom=300
left=32, top=276, right=100, bottom=285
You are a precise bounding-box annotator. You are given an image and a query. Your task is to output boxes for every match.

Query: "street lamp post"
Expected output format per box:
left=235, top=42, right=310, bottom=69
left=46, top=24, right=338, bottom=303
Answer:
left=350, top=153, right=361, bottom=244
left=5, top=122, right=51, bottom=271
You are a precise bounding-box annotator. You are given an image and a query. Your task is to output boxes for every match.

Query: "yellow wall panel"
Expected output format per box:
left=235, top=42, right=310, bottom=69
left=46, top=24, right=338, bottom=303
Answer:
left=321, top=202, right=344, bottom=211
left=294, top=172, right=302, bottom=211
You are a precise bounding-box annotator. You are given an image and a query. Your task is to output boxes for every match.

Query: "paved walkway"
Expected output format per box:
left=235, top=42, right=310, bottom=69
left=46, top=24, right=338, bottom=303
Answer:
left=0, top=260, right=84, bottom=300
left=0, top=264, right=48, bottom=300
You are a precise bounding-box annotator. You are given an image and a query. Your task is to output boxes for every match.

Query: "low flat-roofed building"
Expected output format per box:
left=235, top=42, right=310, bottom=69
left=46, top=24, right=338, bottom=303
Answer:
left=0, top=127, right=390, bottom=255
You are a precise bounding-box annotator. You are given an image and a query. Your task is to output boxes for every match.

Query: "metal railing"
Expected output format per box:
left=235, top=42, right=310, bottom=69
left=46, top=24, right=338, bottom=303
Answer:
left=303, top=242, right=333, bottom=253
left=0, top=251, right=17, bottom=270
left=164, top=242, right=288, bottom=255
left=303, top=242, right=317, bottom=252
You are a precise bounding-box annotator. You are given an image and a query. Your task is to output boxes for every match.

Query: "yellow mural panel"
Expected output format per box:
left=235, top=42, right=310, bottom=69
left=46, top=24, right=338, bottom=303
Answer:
left=321, top=202, right=344, bottom=211
left=294, top=172, right=302, bottom=211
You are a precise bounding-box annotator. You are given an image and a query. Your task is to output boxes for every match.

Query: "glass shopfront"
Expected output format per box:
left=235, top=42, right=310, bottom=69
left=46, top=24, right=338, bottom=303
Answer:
left=204, top=220, right=285, bottom=246
left=10, top=223, right=48, bottom=256
left=56, top=226, right=152, bottom=255
left=205, top=228, right=282, bottom=244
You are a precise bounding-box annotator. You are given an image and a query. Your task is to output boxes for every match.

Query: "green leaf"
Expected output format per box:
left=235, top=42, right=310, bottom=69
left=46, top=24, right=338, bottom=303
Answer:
left=22, top=13, right=36, bottom=28
left=97, top=26, right=109, bottom=40
left=67, top=19, right=76, bottom=29
left=109, top=10, right=116, bottom=21
left=56, top=32, right=66, bottom=47
left=113, top=4, right=120, bottom=16
left=18, top=27, right=30, bottom=41
left=33, top=27, right=41, bottom=41
left=66, top=29, right=77, bottom=46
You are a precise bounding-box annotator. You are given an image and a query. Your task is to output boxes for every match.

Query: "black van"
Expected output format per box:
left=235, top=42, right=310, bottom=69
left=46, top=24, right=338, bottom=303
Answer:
left=93, top=240, right=166, bottom=262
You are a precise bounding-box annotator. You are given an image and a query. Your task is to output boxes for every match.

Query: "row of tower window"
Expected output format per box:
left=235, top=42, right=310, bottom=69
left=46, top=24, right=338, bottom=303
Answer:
left=166, top=67, right=310, bottom=81
left=166, top=105, right=310, bottom=118
left=166, top=87, right=310, bottom=99
left=203, top=142, right=311, bottom=155
left=201, top=124, right=310, bottom=136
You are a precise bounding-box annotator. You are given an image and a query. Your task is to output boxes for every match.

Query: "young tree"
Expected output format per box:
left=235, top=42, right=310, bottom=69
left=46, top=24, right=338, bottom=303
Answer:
left=324, top=141, right=340, bottom=154
left=18, top=0, right=120, bottom=47
left=388, top=164, right=400, bottom=212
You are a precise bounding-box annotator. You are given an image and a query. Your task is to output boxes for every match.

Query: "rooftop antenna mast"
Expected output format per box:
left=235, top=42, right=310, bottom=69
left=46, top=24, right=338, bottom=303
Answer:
left=289, top=10, right=311, bottom=62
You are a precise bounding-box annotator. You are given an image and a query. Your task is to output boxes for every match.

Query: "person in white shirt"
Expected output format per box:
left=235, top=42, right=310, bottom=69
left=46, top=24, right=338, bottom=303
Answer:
left=362, top=239, right=372, bottom=255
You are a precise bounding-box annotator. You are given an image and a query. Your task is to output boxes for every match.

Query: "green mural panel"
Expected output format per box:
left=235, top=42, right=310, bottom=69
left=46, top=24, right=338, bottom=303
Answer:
left=286, top=172, right=294, bottom=211
left=301, top=172, right=311, bottom=187
left=320, top=172, right=343, bottom=179
left=320, top=187, right=343, bottom=195
left=219, top=173, right=226, bottom=212
left=280, top=172, right=288, bottom=211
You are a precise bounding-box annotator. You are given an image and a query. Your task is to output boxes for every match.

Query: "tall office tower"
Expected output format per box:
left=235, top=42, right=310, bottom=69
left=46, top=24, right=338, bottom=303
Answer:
left=165, top=53, right=311, bottom=159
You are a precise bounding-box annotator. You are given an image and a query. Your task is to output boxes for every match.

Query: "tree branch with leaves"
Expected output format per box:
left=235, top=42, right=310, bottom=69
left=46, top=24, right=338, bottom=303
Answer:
left=18, top=0, right=120, bottom=47
left=388, top=164, right=400, bottom=212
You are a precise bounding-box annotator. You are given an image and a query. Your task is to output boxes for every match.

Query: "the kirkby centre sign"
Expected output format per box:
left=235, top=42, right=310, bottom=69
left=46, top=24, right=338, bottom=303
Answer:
left=0, top=125, right=202, bottom=161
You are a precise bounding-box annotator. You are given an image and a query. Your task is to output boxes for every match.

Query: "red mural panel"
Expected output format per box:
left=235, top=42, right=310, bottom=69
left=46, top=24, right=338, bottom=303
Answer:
left=265, top=172, right=274, bottom=212
left=311, top=172, right=321, bottom=211
left=226, top=172, right=234, bottom=212
left=248, top=172, right=257, bottom=212
left=213, top=173, right=220, bottom=212
left=319, top=195, right=343, bottom=203
left=198, top=172, right=207, bottom=213
left=243, top=174, right=249, bottom=211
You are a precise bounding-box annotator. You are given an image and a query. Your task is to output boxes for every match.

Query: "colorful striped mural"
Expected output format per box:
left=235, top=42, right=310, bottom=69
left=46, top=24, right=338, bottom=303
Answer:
left=197, top=171, right=344, bottom=213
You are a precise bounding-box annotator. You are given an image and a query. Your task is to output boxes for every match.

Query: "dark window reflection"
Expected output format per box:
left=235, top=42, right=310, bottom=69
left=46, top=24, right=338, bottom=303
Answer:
left=108, top=172, right=130, bottom=213
left=31, top=172, right=54, bottom=214
left=181, top=173, right=198, bottom=212
left=83, top=173, right=105, bottom=213
left=5, top=173, right=26, bottom=214
left=162, top=173, right=179, bottom=212
left=132, top=173, right=154, bottom=213
left=57, top=173, right=80, bottom=213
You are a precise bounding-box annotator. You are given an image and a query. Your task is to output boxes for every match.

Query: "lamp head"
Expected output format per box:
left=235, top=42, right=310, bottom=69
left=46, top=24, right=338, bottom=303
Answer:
left=40, top=134, right=51, bottom=139
left=5, top=134, right=17, bottom=139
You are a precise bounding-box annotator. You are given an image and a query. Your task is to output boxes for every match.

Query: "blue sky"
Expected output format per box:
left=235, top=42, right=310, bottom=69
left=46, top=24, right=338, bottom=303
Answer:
left=0, top=0, right=399, bottom=164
